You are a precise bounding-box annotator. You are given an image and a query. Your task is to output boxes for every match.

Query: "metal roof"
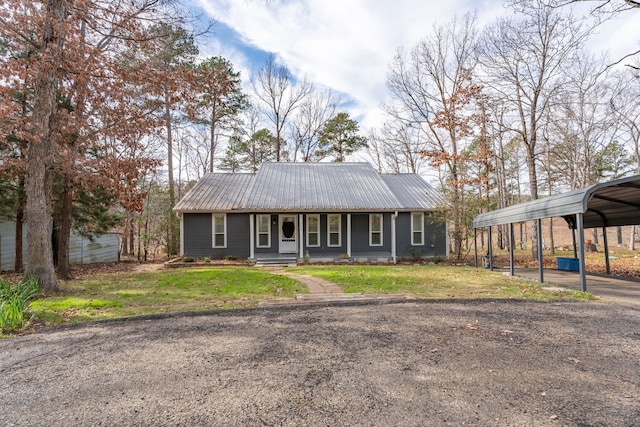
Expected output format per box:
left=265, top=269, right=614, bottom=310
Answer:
left=380, top=174, right=446, bottom=210
left=173, top=173, right=255, bottom=212
left=473, top=175, right=640, bottom=229
left=174, top=162, right=445, bottom=213
left=245, top=162, right=400, bottom=211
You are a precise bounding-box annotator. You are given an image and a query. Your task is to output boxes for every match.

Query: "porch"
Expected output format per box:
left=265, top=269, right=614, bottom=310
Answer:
left=255, top=251, right=393, bottom=265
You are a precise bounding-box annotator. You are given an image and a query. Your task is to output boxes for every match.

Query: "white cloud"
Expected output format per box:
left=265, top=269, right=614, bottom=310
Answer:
left=196, top=0, right=639, bottom=132
left=196, top=0, right=485, bottom=128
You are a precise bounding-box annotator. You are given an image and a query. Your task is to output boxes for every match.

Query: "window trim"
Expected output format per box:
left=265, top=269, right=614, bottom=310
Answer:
left=306, top=214, right=320, bottom=247
left=327, top=214, right=342, bottom=247
left=256, top=214, right=271, bottom=248
left=212, top=213, right=227, bottom=248
left=369, top=214, right=383, bottom=246
left=411, top=212, right=425, bottom=246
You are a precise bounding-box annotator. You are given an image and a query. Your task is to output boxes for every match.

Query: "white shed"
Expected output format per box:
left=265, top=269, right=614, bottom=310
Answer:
left=0, top=221, right=119, bottom=271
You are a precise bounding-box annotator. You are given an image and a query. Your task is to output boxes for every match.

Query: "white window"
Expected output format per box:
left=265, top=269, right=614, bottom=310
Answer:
left=369, top=214, right=383, bottom=246
left=257, top=214, right=271, bottom=248
left=411, top=212, right=424, bottom=245
left=327, top=214, right=341, bottom=247
left=212, top=214, right=226, bottom=248
left=306, top=214, right=320, bottom=247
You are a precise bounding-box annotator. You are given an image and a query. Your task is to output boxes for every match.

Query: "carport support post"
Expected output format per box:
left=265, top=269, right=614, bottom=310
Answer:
left=577, top=213, right=587, bottom=292
left=537, top=219, right=544, bottom=284
left=509, top=223, right=515, bottom=276
left=473, top=228, right=478, bottom=268
left=603, top=226, right=611, bottom=275
left=488, top=226, right=493, bottom=271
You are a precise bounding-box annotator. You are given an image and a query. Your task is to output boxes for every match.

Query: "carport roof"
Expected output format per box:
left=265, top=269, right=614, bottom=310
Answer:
left=473, top=174, right=640, bottom=229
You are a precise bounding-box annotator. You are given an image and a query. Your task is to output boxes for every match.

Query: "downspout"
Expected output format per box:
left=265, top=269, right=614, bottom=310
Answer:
left=391, top=211, right=397, bottom=264
left=177, top=212, right=184, bottom=256
left=299, top=214, right=304, bottom=260
left=347, top=214, right=352, bottom=258
left=249, top=214, right=255, bottom=260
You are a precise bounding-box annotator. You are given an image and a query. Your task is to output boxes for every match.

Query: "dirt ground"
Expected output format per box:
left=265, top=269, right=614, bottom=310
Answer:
left=1, top=299, right=639, bottom=426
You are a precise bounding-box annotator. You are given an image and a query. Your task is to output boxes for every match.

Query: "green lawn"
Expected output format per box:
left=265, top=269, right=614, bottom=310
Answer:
left=30, top=267, right=306, bottom=327
left=22, top=264, right=593, bottom=330
left=293, top=265, right=593, bottom=301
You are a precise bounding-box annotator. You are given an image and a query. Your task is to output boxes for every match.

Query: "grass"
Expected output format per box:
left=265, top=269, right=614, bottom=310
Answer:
left=11, top=264, right=594, bottom=331
left=293, top=265, right=594, bottom=301
left=0, top=276, right=40, bottom=335
left=29, top=267, right=306, bottom=327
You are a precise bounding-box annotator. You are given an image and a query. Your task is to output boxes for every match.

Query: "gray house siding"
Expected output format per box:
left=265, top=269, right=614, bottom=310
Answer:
left=255, top=214, right=279, bottom=254
left=351, top=213, right=392, bottom=253
left=395, top=212, right=447, bottom=259
left=183, top=213, right=250, bottom=259
left=182, top=211, right=446, bottom=261
left=301, top=214, right=347, bottom=254
left=183, top=213, right=211, bottom=257
left=227, top=214, right=251, bottom=258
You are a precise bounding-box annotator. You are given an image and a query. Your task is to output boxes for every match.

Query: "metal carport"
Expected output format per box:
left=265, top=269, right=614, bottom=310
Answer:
left=472, top=175, right=640, bottom=291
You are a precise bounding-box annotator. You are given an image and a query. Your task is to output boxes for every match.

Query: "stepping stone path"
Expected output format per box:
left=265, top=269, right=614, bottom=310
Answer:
left=264, top=267, right=407, bottom=303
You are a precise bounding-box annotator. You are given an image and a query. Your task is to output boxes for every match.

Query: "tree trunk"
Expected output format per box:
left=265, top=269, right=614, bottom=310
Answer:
left=629, top=225, right=636, bottom=251
left=210, top=104, right=217, bottom=172
left=525, top=145, right=539, bottom=260
left=549, top=218, right=555, bottom=255
left=164, top=93, right=178, bottom=256
left=56, top=184, right=74, bottom=279
left=617, top=226, right=623, bottom=247
left=129, top=218, right=135, bottom=255
left=25, top=0, right=66, bottom=291
left=14, top=179, right=25, bottom=272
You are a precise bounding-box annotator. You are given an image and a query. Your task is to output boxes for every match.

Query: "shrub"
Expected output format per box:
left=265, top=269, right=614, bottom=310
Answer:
left=203, top=257, right=211, bottom=263
left=0, top=276, right=40, bottom=334
left=225, top=255, right=238, bottom=261
left=182, top=256, right=195, bottom=263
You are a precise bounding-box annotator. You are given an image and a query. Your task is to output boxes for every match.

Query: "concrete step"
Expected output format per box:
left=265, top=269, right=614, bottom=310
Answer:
left=295, top=293, right=407, bottom=302
left=255, top=258, right=297, bottom=266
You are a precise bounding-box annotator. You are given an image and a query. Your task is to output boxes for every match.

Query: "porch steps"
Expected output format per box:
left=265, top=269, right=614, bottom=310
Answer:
left=255, top=257, right=297, bottom=267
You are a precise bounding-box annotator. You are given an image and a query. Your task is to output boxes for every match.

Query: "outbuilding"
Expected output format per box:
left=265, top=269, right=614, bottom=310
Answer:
left=473, top=174, right=640, bottom=291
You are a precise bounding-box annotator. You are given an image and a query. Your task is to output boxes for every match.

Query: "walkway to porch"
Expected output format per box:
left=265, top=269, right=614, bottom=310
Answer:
left=261, top=265, right=408, bottom=305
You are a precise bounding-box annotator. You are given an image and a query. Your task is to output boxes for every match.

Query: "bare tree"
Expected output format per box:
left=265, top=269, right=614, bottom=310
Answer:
left=288, top=88, right=340, bottom=162
left=251, top=55, right=313, bottom=161
left=610, top=64, right=640, bottom=248
left=386, top=13, right=485, bottom=259
left=511, top=1, right=640, bottom=70
left=479, top=2, right=591, bottom=258
left=367, top=122, right=428, bottom=174
left=544, top=54, right=621, bottom=190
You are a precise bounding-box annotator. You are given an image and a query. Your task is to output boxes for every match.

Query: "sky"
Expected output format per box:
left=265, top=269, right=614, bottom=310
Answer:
left=192, top=0, right=639, bottom=133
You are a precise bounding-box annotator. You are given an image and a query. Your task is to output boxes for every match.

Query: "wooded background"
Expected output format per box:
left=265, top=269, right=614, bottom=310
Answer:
left=0, top=0, right=638, bottom=289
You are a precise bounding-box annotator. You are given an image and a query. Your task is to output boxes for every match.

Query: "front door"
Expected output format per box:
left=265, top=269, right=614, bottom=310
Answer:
left=279, top=215, right=297, bottom=254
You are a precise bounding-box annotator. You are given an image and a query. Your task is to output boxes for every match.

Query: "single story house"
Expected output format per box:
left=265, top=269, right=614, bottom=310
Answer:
left=173, top=162, right=448, bottom=263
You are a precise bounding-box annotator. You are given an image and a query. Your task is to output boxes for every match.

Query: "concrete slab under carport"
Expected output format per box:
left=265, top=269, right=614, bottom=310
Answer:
left=506, top=267, right=640, bottom=307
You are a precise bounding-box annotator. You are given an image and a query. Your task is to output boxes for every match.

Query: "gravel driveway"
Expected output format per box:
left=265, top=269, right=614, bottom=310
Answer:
left=1, top=299, right=639, bottom=426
